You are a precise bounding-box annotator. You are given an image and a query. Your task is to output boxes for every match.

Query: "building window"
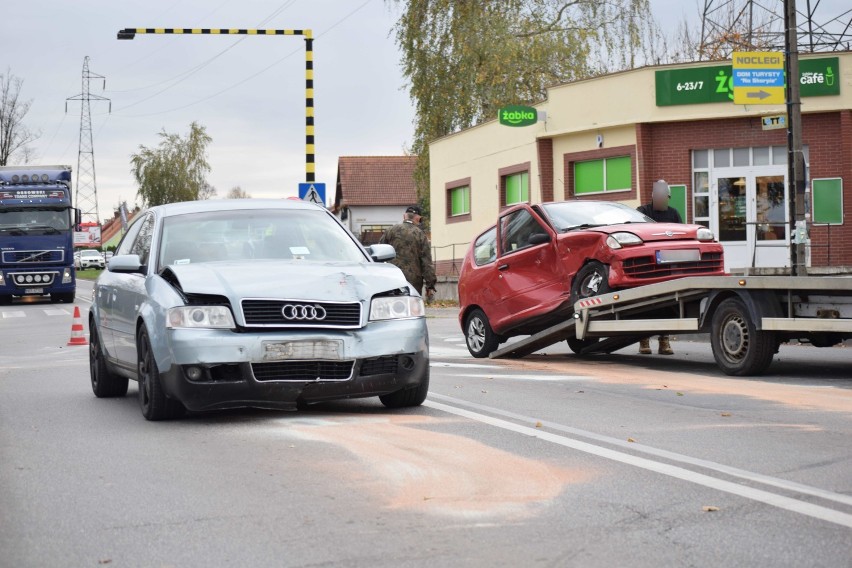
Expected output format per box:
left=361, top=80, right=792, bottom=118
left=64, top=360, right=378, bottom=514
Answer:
left=574, top=156, right=631, bottom=195
left=359, top=224, right=392, bottom=246
left=445, top=177, right=472, bottom=223
left=449, top=185, right=470, bottom=217
left=504, top=171, right=529, bottom=205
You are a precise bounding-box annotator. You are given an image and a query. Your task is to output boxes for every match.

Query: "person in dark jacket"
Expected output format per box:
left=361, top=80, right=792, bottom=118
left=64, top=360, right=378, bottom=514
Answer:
left=637, top=180, right=681, bottom=355
left=380, top=205, right=437, bottom=300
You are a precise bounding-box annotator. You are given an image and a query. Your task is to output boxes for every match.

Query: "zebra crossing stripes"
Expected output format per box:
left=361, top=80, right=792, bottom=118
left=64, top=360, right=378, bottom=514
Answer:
left=1, top=308, right=71, bottom=319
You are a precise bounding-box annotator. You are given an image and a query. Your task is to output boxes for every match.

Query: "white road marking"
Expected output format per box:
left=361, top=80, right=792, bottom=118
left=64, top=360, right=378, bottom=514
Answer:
left=43, top=308, right=71, bottom=316
left=2, top=311, right=26, bottom=318
left=425, top=398, right=852, bottom=528
left=457, top=373, right=589, bottom=382
left=431, top=361, right=497, bottom=370
left=430, top=393, right=852, bottom=508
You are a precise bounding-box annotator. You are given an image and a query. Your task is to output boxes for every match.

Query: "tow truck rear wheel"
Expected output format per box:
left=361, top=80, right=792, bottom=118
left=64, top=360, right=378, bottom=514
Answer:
left=566, top=337, right=600, bottom=355
left=710, top=297, right=777, bottom=376
left=464, top=308, right=501, bottom=358
left=89, top=323, right=128, bottom=398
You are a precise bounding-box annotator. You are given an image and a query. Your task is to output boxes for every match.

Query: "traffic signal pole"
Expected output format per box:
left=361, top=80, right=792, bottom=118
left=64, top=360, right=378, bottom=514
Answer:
left=117, top=28, right=316, bottom=183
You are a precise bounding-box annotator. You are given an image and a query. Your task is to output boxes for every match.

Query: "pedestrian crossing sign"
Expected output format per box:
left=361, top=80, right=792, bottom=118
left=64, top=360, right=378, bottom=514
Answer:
left=298, top=183, right=326, bottom=205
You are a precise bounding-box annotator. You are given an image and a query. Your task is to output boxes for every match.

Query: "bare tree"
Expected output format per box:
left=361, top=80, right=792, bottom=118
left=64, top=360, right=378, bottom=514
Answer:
left=0, top=69, right=40, bottom=166
left=226, top=186, right=251, bottom=199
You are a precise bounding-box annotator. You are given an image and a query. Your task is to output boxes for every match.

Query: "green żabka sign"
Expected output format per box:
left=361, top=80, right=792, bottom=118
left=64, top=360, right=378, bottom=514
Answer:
left=655, top=56, right=839, bottom=106
left=499, top=105, right=538, bottom=126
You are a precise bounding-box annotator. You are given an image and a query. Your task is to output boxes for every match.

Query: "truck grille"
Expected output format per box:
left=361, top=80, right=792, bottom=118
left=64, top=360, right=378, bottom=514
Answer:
left=241, top=299, right=362, bottom=328
left=2, top=250, right=64, bottom=264
left=9, top=272, right=57, bottom=287
left=251, top=361, right=355, bottom=382
left=623, top=252, right=724, bottom=279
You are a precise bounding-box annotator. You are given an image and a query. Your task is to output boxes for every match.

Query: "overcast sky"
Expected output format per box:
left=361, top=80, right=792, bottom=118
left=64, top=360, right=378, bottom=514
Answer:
left=4, top=0, right=847, bottom=221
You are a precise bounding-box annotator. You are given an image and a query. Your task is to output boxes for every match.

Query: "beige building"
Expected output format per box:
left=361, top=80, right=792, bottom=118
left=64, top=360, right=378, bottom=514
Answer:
left=430, top=52, right=852, bottom=275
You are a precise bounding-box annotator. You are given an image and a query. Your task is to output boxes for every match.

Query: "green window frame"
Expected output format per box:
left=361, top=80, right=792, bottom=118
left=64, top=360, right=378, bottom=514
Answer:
left=449, top=185, right=470, bottom=217
left=574, top=156, right=632, bottom=195
left=504, top=171, right=529, bottom=205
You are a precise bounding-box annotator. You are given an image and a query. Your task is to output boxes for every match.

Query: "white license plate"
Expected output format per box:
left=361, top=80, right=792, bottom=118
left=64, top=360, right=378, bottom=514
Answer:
left=24, top=288, right=44, bottom=295
left=263, top=340, right=343, bottom=361
left=656, top=249, right=701, bottom=264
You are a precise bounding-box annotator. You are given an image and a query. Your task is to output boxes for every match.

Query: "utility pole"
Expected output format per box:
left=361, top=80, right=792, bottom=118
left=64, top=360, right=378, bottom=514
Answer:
left=66, top=56, right=111, bottom=228
left=784, top=0, right=807, bottom=275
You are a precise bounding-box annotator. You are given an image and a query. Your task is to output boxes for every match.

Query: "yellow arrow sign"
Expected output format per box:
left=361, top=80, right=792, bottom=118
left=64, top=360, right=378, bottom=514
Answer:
left=732, top=51, right=786, bottom=105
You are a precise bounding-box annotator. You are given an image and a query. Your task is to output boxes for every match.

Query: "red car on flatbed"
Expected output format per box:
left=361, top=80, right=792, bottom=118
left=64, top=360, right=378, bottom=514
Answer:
left=458, top=200, right=725, bottom=357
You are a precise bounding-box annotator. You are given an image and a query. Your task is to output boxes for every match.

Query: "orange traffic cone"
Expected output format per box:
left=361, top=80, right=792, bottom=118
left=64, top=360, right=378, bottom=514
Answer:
left=67, top=305, right=88, bottom=346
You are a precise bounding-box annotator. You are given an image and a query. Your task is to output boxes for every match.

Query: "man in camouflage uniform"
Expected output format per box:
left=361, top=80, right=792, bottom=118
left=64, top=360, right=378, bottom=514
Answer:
left=381, top=205, right=437, bottom=300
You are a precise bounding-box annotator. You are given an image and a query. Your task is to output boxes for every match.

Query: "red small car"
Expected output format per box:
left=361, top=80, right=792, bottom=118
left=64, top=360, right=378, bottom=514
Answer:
left=458, top=200, right=725, bottom=357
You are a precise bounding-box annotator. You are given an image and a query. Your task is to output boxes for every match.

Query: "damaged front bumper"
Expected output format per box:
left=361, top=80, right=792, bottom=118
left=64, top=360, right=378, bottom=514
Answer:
left=158, top=318, right=429, bottom=411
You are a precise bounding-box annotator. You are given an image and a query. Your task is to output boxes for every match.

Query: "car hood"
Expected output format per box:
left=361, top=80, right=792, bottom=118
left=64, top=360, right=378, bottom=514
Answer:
left=588, top=222, right=705, bottom=242
left=161, top=260, right=411, bottom=304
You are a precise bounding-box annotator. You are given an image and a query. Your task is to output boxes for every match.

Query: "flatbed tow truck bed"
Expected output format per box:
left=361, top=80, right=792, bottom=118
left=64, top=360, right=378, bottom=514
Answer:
left=490, top=275, right=852, bottom=376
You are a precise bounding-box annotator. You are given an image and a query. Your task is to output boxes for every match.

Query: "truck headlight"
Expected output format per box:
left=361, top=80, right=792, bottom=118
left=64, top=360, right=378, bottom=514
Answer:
left=167, top=306, right=236, bottom=329
left=369, top=296, right=425, bottom=321
left=606, top=232, right=644, bottom=250
left=62, top=267, right=73, bottom=284
left=0, top=272, right=4, bottom=286
left=696, top=228, right=715, bottom=241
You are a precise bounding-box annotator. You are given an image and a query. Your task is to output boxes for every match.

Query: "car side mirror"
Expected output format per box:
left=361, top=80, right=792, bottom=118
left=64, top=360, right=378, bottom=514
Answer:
left=108, top=254, right=145, bottom=274
left=528, top=233, right=551, bottom=245
left=368, top=243, right=396, bottom=262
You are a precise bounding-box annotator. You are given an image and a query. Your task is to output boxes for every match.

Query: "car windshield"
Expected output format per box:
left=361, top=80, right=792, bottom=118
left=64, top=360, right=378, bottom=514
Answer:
left=158, top=208, right=367, bottom=269
left=0, top=208, right=71, bottom=234
left=81, top=250, right=100, bottom=257
left=542, top=201, right=652, bottom=231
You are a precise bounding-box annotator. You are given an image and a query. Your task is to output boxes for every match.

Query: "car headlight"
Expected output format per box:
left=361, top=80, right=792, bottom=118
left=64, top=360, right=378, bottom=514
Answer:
left=606, top=232, right=644, bottom=250
left=167, top=306, right=236, bottom=329
left=369, top=296, right=425, bottom=321
left=696, top=227, right=715, bottom=241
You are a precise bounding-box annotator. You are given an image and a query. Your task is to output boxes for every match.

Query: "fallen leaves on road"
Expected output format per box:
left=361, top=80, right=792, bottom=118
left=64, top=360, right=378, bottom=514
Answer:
left=721, top=412, right=732, bottom=417
left=676, top=392, right=684, bottom=396
left=481, top=390, right=488, bottom=394
left=702, top=506, right=720, bottom=512
left=535, top=421, right=543, bottom=428
left=627, top=438, right=636, bottom=443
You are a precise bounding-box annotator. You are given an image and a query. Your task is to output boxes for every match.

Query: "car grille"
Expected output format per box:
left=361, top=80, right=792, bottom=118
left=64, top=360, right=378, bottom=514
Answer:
left=359, top=356, right=399, bottom=377
left=623, top=252, right=724, bottom=279
left=251, top=361, right=355, bottom=382
left=2, top=250, right=64, bottom=264
left=240, top=299, right=362, bottom=328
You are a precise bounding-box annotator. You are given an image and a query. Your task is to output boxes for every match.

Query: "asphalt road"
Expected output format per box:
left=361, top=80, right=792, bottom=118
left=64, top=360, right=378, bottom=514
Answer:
left=1, top=281, right=850, bottom=567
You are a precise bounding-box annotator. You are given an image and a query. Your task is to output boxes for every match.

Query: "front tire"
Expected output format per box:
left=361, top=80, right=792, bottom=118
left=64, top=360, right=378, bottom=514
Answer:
left=90, top=323, right=128, bottom=398
left=710, top=298, right=776, bottom=376
left=379, top=370, right=430, bottom=408
left=571, top=261, right=612, bottom=305
left=137, top=328, right=184, bottom=420
left=464, top=308, right=501, bottom=358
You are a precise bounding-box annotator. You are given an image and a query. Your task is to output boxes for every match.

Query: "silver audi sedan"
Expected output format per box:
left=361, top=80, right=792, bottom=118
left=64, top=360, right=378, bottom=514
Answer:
left=89, top=199, right=429, bottom=420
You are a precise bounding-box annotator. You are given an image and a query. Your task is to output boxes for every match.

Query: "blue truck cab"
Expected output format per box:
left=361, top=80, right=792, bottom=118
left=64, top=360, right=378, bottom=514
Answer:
left=0, top=166, right=81, bottom=304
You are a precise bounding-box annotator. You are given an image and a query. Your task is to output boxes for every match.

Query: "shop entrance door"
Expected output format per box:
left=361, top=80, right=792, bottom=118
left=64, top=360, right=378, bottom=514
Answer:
left=711, top=168, right=789, bottom=271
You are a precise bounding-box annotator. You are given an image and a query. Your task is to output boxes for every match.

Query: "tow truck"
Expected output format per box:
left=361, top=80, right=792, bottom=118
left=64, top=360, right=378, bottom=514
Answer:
left=490, top=274, right=852, bottom=376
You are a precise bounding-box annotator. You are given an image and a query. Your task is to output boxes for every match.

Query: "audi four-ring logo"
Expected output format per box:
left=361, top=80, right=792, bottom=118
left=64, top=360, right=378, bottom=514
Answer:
left=281, top=304, right=327, bottom=321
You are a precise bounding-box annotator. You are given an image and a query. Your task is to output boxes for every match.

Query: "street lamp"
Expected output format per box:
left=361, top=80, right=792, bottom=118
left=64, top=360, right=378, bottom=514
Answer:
left=116, top=27, right=316, bottom=183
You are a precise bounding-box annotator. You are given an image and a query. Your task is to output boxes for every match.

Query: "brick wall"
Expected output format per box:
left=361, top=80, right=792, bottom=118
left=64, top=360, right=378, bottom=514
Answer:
left=537, top=138, right=554, bottom=202
left=635, top=111, right=852, bottom=266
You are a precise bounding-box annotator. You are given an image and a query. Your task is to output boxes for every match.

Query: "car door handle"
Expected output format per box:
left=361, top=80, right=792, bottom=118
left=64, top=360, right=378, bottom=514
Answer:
left=498, top=264, right=509, bottom=271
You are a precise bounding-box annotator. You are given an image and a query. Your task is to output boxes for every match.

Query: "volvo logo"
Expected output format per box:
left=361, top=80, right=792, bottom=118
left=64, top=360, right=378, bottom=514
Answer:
left=281, top=304, right=327, bottom=321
